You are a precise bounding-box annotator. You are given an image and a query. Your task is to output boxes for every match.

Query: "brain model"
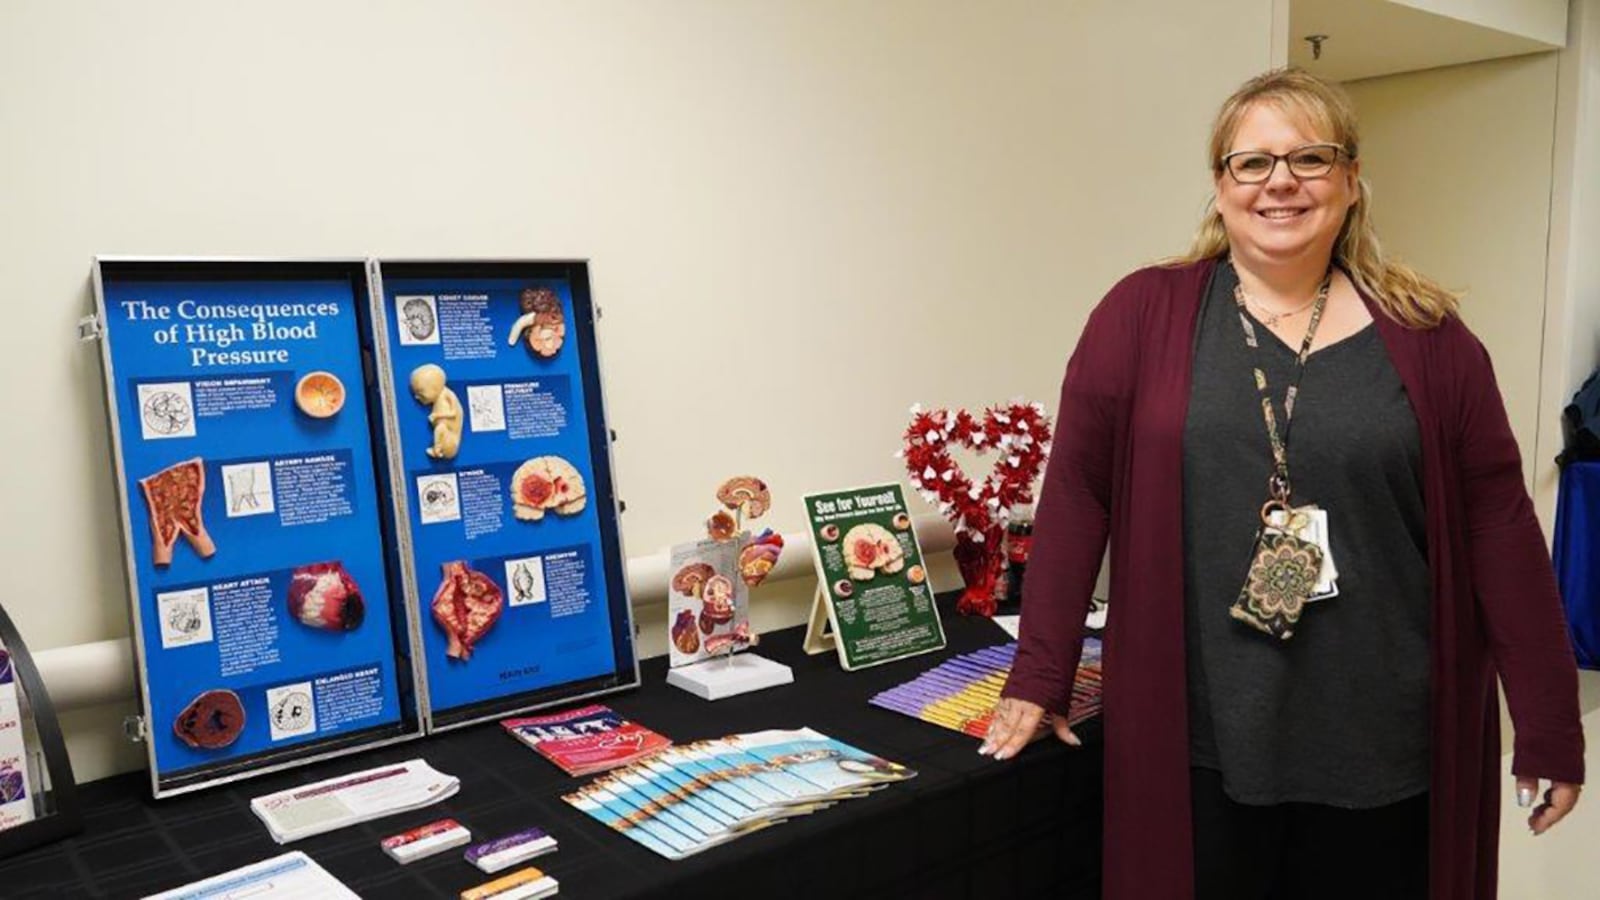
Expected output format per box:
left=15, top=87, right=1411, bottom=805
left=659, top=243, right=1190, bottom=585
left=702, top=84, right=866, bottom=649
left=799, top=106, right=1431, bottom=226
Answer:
left=671, top=562, right=716, bottom=599
left=716, top=476, right=771, bottom=519
left=512, top=456, right=587, bottom=521
left=705, top=510, right=738, bottom=542
left=841, top=523, right=906, bottom=581
left=699, top=575, right=736, bottom=634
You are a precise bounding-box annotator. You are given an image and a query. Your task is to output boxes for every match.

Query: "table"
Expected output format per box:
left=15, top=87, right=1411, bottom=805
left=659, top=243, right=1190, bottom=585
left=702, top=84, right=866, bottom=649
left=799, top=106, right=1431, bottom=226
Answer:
left=0, top=595, right=1103, bottom=898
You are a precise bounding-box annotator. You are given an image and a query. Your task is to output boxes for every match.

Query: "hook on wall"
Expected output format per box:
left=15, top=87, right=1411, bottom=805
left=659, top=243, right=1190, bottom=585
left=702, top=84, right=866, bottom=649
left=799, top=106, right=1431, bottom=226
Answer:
left=1305, top=34, right=1329, bottom=61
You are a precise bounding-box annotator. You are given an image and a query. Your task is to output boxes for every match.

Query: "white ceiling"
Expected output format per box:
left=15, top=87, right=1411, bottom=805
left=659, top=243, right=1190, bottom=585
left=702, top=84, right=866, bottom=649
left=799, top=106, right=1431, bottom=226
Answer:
left=1289, top=0, right=1561, bottom=82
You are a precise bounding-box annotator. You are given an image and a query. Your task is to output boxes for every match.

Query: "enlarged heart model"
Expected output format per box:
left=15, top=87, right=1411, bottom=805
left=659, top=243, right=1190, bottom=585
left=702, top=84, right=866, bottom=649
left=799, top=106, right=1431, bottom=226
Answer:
left=173, top=689, right=244, bottom=750
left=140, top=458, right=216, bottom=566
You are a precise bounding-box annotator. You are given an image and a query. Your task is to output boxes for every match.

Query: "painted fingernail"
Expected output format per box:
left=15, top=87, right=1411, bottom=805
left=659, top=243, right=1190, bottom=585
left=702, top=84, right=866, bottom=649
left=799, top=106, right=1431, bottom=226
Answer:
left=1518, top=788, right=1535, bottom=808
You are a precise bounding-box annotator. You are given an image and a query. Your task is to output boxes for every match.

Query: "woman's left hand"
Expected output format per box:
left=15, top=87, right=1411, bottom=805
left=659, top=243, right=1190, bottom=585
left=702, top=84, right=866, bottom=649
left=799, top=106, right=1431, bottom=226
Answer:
left=1516, top=777, right=1581, bottom=835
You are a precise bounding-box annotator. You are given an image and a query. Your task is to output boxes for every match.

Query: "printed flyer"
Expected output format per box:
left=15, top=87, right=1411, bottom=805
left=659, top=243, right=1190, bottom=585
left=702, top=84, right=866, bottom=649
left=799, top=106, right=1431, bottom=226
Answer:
left=803, top=484, right=946, bottom=670
left=376, top=263, right=633, bottom=725
left=96, top=264, right=409, bottom=789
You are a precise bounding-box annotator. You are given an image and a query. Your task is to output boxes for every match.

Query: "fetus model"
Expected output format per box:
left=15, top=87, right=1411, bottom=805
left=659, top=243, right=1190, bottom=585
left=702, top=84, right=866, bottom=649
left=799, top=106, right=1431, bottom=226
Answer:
left=410, top=363, right=462, bottom=460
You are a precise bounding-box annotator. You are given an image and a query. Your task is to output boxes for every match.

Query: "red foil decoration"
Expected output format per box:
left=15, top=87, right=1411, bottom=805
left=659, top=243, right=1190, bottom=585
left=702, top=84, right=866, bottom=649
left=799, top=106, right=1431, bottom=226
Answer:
left=953, top=534, right=1002, bottom=617
left=901, top=401, right=1053, bottom=617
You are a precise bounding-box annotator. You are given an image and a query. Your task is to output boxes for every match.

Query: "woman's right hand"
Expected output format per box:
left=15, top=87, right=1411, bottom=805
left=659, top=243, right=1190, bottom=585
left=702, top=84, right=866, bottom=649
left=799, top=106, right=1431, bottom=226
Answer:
left=979, top=697, right=1081, bottom=760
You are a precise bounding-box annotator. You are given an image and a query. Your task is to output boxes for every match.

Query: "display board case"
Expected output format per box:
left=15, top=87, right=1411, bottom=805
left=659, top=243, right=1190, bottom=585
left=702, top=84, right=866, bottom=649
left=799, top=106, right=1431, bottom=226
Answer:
left=368, top=260, right=638, bottom=731
left=92, top=258, right=425, bottom=797
left=89, top=257, right=640, bottom=794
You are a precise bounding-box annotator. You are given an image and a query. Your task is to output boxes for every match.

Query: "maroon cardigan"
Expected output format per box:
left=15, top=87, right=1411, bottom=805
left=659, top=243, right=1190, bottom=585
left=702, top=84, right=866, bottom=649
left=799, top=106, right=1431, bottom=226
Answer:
left=1002, top=258, right=1584, bottom=900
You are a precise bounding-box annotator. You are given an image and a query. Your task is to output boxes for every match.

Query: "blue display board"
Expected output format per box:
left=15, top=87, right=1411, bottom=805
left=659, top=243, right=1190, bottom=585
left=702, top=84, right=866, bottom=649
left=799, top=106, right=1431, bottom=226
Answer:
left=95, top=260, right=417, bottom=795
left=372, top=261, right=636, bottom=729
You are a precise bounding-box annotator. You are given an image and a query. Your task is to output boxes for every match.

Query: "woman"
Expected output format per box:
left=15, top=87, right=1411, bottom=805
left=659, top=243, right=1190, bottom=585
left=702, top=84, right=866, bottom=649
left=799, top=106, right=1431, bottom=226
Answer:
left=981, top=69, right=1583, bottom=900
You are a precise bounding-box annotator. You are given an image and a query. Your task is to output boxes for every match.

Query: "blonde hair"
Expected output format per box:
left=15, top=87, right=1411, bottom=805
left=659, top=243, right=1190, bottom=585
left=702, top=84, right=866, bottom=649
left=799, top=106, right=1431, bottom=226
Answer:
left=1174, top=68, right=1458, bottom=329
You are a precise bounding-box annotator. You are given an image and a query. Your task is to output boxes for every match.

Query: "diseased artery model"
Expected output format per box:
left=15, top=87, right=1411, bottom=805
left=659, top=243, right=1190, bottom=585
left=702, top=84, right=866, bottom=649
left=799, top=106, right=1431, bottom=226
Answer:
left=139, top=458, right=217, bottom=566
left=432, top=561, right=504, bottom=660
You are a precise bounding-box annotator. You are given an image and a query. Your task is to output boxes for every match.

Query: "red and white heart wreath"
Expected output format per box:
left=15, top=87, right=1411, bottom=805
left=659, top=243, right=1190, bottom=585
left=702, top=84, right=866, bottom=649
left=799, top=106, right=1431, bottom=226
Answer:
left=898, top=400, right=1053, bottom=544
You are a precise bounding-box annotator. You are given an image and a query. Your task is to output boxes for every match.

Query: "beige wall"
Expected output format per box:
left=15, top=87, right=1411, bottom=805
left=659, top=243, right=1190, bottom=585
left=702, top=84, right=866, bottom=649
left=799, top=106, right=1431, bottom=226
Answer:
left=1343, top=53, right=1559, bottom=492
left=1343, top=51, right=1600, bottom=900
left=1395, top=0, right=1569, bottom=44
left=1541, top=0, right=1600, bottom=514
left=0, top=0, right=1275, bottom=782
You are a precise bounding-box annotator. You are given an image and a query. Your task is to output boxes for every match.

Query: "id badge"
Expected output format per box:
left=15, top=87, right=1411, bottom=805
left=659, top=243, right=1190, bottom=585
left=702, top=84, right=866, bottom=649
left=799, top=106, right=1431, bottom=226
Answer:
left=1231, top=501, right=1324, bottom=641
left=1268, top=506, right=1338, bottom=601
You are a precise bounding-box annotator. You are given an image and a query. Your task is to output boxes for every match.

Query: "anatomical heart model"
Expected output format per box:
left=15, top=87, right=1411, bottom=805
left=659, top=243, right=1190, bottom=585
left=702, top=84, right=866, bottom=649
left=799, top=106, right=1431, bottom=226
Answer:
left=666, top=476, right=784, bottom=668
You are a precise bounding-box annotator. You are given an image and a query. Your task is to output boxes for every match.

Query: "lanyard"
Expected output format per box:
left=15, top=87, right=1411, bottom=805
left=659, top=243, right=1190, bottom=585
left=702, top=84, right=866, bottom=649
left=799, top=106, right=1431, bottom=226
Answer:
left=1230, top=263, right=1333, bottom=505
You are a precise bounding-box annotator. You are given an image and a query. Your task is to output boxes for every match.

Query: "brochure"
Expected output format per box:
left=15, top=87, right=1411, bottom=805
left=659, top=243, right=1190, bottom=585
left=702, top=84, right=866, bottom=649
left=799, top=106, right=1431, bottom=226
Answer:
left=727, top=728, right=917, bottom=797
left=649, top=746, right=776, bottom=824
left=562, top=788, right=686, bottom=861
left=564, top=729, right=910, bottom=861
left=250, top=758, right=459, bottom=844
left=501, top=704, right=669, bottom=776
left=144, top=851, right=358, bottom=899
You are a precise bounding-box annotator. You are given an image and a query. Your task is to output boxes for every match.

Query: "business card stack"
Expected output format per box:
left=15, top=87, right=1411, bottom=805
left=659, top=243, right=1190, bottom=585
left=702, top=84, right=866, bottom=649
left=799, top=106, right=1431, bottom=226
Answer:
left=460, top=866, right=560, bottom=900
left=868, top=639, right=1102, bottom=739
left=382, top=818, right=473, bottom=864
left=563, top=728, right=915, bottom=860
left=465, top=827, right=560, bottom=874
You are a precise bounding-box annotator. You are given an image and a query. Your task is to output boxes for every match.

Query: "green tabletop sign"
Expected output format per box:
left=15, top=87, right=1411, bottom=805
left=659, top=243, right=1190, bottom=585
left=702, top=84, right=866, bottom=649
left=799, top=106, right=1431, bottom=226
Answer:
left=802, top=483, right=946, bottom=670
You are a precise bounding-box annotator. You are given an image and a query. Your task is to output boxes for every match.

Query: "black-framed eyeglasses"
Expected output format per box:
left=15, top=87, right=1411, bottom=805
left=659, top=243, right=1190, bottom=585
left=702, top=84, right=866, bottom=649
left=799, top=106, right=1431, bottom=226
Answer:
left=1219, top=143, right=1351, bottom=183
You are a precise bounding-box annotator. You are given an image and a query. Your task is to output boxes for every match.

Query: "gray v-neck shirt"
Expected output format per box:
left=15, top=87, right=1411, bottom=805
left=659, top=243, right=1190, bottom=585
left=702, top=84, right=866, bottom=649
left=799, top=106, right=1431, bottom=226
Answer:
left=1182, top=261, right=1431, bottom=808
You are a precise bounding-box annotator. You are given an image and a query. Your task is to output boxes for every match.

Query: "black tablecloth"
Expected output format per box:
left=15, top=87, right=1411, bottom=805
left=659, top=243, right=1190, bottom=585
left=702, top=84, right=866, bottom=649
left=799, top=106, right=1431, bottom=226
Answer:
left=0, top=595, right=1102, bottom=898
